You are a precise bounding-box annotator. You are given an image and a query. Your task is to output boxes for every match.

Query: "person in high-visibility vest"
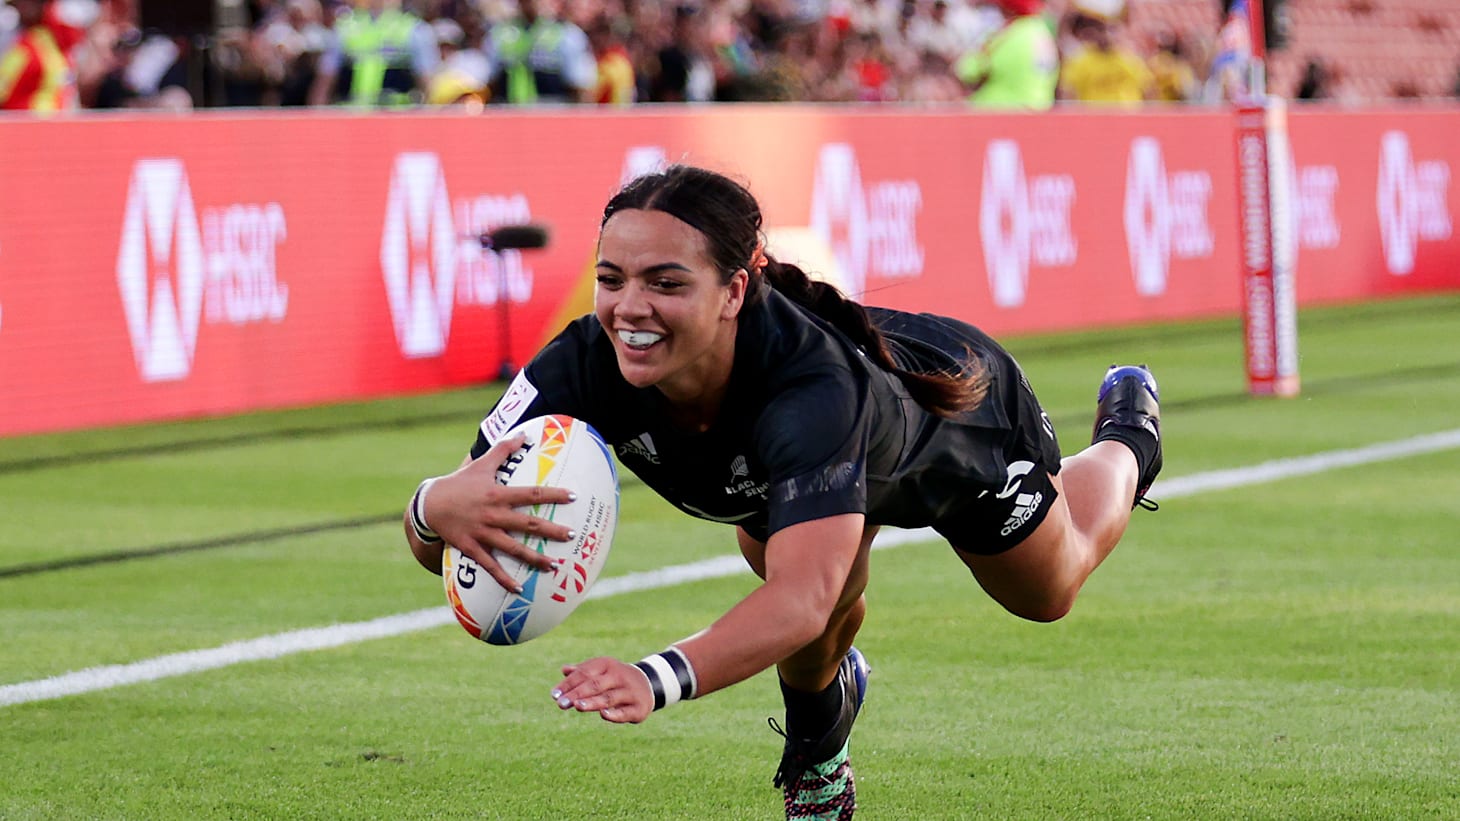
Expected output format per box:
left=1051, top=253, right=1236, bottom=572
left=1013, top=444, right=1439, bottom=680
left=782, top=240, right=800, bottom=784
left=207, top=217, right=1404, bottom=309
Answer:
left=953, top=0, right=1059, bottom=110
left=308, top=0, right=438, bottom=107
left=486, top=0, right=596, bottom=105
left=0, top=0, right=86, bottom=113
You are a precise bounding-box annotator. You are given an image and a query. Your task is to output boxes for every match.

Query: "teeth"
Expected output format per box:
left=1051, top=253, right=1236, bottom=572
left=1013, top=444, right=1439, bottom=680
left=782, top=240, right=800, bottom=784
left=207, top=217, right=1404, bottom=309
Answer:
left=618, top=330, right=663, bottom=347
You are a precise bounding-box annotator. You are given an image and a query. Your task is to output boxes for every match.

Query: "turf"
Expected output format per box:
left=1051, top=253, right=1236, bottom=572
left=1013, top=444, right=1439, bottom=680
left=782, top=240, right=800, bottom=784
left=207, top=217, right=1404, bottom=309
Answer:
left=2, top=293, right=1458, bottom=820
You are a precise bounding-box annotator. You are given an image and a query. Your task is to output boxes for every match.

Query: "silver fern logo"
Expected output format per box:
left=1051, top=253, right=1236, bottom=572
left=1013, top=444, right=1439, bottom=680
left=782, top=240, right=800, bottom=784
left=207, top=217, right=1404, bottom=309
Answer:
left=729, top=454, right=749, bottom=481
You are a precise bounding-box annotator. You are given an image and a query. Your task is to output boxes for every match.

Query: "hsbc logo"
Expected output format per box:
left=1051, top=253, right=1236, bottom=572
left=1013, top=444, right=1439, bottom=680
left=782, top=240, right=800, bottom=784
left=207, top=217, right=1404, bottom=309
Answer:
left=1123, top=137, right=1214, bottom=296
left=116, top=159, right=287, bottom=383
left=380, top=152, right=536, bottom=359
left=809, top=143, right=924, bottom=298
left=978, top=140, right=1076, bottom=308
left=1376, top=131, right=1452, bottom=276
left=116, top=160, right=205, bottom=382
left=381, top=153, right=457, bottom=358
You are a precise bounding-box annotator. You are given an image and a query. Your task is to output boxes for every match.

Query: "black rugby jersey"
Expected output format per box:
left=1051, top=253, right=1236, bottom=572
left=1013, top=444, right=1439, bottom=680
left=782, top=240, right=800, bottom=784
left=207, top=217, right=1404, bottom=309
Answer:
left=470, top=288, right=1056, bottom=543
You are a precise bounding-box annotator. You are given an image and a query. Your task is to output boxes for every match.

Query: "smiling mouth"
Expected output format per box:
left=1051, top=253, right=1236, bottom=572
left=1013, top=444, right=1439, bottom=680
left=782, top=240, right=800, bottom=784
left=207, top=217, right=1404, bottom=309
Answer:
left=617, top=330, right=664, bottom=350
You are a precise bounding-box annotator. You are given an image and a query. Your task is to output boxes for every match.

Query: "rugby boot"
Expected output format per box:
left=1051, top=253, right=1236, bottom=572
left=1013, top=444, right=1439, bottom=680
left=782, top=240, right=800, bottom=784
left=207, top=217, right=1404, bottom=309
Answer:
left=1092, top=364, right=1163, bottom=510
left=771, top=647, right=871, bottom=821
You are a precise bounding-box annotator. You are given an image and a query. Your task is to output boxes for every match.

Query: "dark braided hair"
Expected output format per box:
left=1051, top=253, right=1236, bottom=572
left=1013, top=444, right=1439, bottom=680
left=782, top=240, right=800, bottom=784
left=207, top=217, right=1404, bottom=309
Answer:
left=602, top=165, right=985, bottom=418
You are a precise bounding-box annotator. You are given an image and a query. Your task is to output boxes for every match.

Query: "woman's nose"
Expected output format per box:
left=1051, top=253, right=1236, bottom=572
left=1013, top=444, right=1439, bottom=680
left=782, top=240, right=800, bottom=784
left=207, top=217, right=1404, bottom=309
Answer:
left=614, top=282, right=652, bottom=318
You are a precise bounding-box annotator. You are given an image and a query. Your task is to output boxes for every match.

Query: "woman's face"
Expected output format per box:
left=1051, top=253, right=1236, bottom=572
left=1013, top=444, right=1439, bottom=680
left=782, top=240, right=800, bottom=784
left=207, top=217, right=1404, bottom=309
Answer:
left=594, top=209, right=747, bottom=402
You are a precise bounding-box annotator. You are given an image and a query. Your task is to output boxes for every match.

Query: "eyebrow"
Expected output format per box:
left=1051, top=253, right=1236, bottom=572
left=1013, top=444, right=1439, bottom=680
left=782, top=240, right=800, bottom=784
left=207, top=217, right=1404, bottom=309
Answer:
left=594, top=260, right=696, bottom=275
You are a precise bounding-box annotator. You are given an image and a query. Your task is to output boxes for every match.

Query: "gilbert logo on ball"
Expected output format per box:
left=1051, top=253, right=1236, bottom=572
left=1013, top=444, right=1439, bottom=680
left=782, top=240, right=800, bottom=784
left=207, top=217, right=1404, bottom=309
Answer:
left=443, top=415, right=619, bottom=645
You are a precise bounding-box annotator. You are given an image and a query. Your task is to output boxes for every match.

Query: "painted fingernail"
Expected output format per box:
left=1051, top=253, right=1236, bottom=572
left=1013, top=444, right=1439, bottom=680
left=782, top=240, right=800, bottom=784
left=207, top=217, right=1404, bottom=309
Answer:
left=557, top=697, right=572, bottom=709
left=566, top=530, right=577, bottom=541
left=575, top=700, right=587, bottom=709
left=551, top=689, right=562, bottom=699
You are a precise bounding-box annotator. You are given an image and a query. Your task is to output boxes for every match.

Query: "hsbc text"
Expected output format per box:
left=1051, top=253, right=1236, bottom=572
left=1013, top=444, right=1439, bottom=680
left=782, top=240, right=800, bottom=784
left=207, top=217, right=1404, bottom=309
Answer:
left=202, top=203, right=288, bottom=324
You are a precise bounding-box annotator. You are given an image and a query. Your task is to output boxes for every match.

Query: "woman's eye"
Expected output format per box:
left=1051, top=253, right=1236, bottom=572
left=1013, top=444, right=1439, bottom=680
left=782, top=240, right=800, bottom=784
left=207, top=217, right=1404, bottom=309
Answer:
left=653, top=279, right=683, bottom=291
left=595, top=274, right=622, bottom=288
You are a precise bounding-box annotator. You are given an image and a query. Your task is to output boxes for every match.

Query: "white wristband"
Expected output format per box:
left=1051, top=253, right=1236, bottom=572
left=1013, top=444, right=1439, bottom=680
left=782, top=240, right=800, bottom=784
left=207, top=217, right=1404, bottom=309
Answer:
left=409, top=477, right=442, bottom=544
left=633, top=646, right=698, bottom=711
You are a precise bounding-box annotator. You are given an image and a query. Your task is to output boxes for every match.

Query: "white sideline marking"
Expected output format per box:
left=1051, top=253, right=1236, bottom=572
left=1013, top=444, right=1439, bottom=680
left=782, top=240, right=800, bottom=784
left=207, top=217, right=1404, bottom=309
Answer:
left=5, top=428, right=1460, bottom=709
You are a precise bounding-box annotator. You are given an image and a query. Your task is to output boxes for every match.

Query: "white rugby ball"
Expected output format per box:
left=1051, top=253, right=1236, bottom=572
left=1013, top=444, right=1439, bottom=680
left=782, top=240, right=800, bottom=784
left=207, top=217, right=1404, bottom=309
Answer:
left=443, top=414, right=619, bottom=645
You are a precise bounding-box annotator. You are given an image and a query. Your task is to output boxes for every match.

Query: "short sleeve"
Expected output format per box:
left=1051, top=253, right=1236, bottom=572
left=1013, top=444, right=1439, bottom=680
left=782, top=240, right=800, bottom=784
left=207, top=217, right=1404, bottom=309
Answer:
left=469, top=322, right=592, bottom=459
left=756, top=368, right=871, bottom=536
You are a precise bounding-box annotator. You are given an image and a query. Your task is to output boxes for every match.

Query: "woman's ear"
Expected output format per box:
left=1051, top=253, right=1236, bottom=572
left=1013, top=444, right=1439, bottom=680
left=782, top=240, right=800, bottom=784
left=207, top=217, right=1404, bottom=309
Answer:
left=723, top=269, right=749, bottom=320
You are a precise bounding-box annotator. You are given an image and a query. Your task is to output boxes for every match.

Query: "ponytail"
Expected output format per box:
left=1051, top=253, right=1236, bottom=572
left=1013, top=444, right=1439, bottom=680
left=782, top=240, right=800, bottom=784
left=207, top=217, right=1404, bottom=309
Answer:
left=758, top=259, right=987, bottom=418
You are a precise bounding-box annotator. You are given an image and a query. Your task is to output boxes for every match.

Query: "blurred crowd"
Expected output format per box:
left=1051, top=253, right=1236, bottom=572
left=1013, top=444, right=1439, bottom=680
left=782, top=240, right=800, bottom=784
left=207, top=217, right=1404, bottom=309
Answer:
left=0, top=0, right=1435, bottom=113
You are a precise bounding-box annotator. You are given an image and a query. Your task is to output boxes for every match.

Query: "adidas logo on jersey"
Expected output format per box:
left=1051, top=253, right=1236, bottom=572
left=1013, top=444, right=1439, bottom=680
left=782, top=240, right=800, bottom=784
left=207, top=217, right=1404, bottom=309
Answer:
left=616, top=432, right=660, bottom=465
left=1000, top=491, right=1044, bottom=537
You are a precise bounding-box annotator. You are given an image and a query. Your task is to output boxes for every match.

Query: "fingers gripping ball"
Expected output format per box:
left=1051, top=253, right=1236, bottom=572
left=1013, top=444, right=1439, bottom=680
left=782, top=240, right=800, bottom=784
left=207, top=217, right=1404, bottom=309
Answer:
left=443, top=415, right=619, bottom=645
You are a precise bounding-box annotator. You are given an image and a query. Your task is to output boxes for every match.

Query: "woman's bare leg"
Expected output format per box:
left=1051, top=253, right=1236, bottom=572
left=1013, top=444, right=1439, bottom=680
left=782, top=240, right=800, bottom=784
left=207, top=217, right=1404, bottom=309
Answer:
left=956, top=443, right=1137, bottom=622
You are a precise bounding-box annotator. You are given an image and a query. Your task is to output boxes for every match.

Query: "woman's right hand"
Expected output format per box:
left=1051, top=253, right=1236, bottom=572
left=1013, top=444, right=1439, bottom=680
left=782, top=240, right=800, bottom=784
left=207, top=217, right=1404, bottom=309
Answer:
left=412, top=433, right=578, bottom=592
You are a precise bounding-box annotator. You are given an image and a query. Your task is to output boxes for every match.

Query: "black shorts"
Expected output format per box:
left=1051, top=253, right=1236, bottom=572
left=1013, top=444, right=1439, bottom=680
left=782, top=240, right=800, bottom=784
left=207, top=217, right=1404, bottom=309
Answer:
left=933, top=361, right=1061, bottom=556
left=871, top=310, right=1063, bottom=556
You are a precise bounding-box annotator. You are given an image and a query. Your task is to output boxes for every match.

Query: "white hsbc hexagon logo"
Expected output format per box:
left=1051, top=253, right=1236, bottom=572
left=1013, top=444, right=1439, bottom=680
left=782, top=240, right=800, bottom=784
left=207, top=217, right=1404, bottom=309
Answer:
left=809, top=143, right=923, bottom=297
left=380, top=153, right=537, bottom=358
left=1123, top=137, right=1214, bottom=296
left=116, top=159, right=290, bottom=383
left=978, top=140, right=1076, bottom=308
left=116, top=159, right=207, bottom=382
left=1376, top=131, right=1452, bottom=276
left=381, top=152, right=458, bottom=358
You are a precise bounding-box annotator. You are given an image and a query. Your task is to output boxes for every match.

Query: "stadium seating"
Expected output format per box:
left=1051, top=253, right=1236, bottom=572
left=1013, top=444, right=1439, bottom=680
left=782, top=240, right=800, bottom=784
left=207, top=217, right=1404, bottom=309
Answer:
left=1127, top=0, right=1460, bottom=101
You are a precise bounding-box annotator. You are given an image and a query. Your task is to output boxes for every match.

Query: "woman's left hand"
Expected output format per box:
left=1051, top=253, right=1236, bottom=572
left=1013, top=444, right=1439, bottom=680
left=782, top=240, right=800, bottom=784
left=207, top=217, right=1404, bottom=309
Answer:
left=552, top=657, right=654, bottom=724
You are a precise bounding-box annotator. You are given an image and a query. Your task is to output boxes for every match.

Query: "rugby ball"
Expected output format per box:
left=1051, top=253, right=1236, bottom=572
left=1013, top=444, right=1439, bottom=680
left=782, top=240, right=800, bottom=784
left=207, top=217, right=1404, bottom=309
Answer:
left=443, top=415, right=619, bottom=645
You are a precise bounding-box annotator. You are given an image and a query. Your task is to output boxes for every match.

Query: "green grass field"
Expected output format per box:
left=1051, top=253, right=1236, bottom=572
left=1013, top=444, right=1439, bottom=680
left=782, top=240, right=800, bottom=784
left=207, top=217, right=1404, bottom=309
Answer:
left=2, top=294, right=1458, bottom=820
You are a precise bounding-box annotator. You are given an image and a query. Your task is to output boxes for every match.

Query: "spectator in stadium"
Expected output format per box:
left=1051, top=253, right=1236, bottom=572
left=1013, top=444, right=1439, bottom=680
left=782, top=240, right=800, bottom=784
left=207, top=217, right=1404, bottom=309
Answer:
left=702, top=1, right=765, bottom=100
left=0, top=0, right=89, bottom=112
left=832, top=0, right=902, bottom=46
left=740, top=19, right=823, bottom=102
left=902, top=0, right=968, bottom=65
left=901, top=47, right=964, bottom=102
left=1058, top=11, right=1152, bottom=105
left=211, top=18, right=273, bottom=106
left=1146, top=27, right=1197, bottom=103
left=1293, top=56, right=1330, bottom=101
left=424, top=16, right=488, bottom=105
left=645, top=4, right=714, bottom=103
left=307, top=0, right=439, bottom=107
left=587, top=14, right=634, bottom=105
left=438, top=13, right=489, bottom=82
left=89, top=26, right=193, bottom=110
left=404, top=165, right=1164, bottom=820
left=257, top=0, right=333, bottom=106
left=953, top=0, right=1059, bottom=110
left=484, top=0, right=597, bottom=104
left=825, top=29, right=898, bottom=101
